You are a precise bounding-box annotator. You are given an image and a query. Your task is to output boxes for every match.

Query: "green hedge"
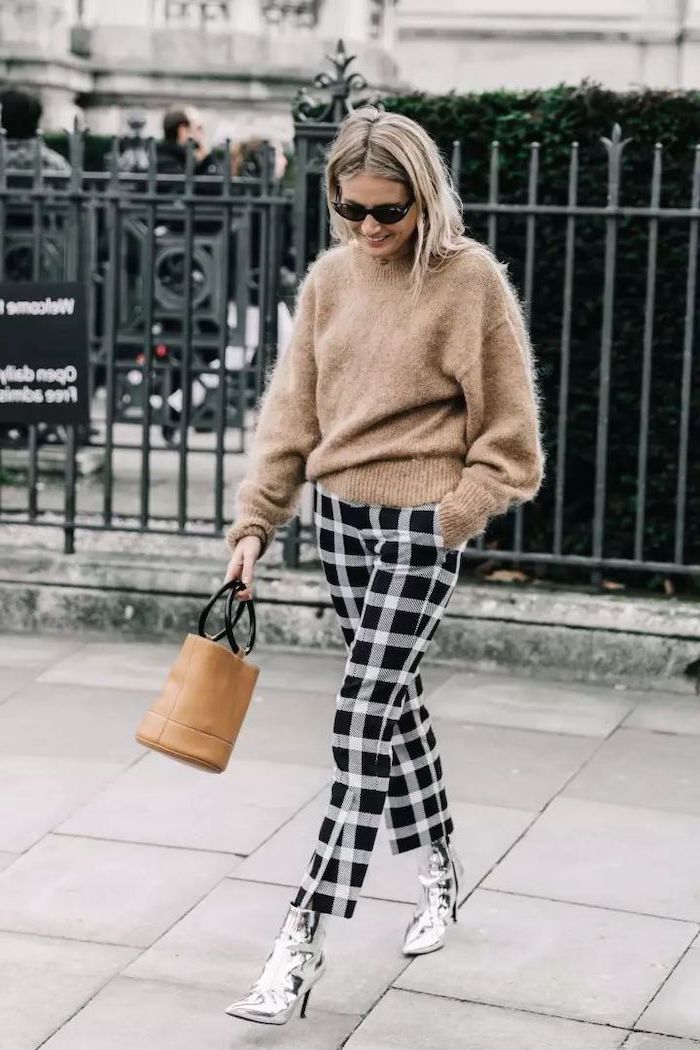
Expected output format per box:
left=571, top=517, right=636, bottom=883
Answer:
left=43, top=132, right=113, bottom=170
left=384, top=84, right=700, bottom=584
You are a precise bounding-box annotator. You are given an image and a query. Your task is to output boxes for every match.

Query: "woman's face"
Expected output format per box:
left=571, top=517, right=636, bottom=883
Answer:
left=337, top=172, right=417, bottom=263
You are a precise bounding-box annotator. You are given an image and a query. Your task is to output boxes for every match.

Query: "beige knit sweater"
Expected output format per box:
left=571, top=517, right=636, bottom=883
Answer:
left=225, top=239, right=544, bottom=557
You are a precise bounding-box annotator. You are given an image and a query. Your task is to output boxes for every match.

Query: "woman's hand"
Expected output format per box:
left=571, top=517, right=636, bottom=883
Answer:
left=224, top=535, right=262, bottom=601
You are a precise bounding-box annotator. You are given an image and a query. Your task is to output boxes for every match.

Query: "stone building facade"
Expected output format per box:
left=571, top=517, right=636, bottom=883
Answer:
left=396, top=1, right=700, bottom=93
left=1, top=1, right=698, bottom=144
left=0, top=0, right=400, bottom=142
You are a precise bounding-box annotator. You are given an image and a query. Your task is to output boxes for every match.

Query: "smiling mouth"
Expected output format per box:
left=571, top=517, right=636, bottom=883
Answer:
left=366, top=234, right=389, bottom=244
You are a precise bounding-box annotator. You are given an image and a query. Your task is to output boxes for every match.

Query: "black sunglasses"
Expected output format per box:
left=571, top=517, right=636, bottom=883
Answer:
left=331, top=194, right=414, bottom=226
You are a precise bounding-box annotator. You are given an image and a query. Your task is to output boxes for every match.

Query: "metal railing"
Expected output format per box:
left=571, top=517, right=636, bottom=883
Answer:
left=441, top=126, right=699, bottom=580
left=0, top=132, right=293, bottom=553
left=0, top=42, right=697, bottom=582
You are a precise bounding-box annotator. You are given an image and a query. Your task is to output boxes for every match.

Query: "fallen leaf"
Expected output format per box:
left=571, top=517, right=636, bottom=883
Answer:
left=486, top=569, right=530, bottom=583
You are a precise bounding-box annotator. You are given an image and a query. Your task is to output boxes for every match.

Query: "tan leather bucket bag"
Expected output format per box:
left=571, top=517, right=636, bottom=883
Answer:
left=135, top=579, right=259, bottom=773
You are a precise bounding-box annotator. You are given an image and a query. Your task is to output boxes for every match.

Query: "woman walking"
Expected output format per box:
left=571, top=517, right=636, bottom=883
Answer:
left=223, top=106, right=544, bottom=1025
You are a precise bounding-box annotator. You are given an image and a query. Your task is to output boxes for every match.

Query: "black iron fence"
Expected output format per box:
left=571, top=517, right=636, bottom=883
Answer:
left=0, top=130, right=294, bottom=552
left=443, top=125, right=700, bottom=582
left=0, top=43, right=697, bottom=584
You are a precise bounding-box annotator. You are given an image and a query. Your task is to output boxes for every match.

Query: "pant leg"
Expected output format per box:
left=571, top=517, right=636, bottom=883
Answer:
left=384, top=672, right=452, bottom=855
left=313, top=483, right=373, bottom=653
left=292, top=492, right=462, bottom=919
left=316, top=477, right=452, bottom=856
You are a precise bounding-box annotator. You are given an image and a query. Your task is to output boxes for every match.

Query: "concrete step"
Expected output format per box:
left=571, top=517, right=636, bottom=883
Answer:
left=0, top=545, right=698, bottom=694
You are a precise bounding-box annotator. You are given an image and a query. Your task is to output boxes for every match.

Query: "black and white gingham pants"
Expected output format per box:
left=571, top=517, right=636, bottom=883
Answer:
left=291, top=482, right=466, bottom=919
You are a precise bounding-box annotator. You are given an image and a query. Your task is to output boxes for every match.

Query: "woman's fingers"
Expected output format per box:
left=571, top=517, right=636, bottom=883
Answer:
left=224, top=553, right=243, bottom=585
left=224, top=536, right=262, bottom=600
left=239, top=547, right=256, bottom=600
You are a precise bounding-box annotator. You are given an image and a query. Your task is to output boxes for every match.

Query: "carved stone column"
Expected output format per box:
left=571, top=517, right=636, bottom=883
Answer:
left=230, top=0, right=263, bottom=34
left=684, top=0, right=700, bottom=29
left=0, top=1, right=86, bottom=131
left=0, top=0, right=68, bottom=54
left=680, top=0, right=700, bottom=88
left=318, top=0, right=371, bottom=42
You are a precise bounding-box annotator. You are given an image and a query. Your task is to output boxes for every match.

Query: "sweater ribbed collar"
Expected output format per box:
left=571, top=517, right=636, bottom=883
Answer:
left=350, top=243, right=414, bottom=287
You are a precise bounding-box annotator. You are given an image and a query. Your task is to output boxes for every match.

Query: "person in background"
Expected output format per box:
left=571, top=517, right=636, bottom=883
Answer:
left=156, top=105, right=223, bottom=179
left=230, top=137, right=288, bottom=182
left=0, top=86, right=70, bottom=173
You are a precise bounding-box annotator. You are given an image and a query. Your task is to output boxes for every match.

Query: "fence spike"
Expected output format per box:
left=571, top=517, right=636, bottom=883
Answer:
left=450, top=140, right=462, bottom=188
left=147, top=136, right=157, bottom=193
left=601, top=123, right=631, bottom=207
left=293, top=37, right=372, bottom=124
left=108, top=136, right=120, bottom=185
left=33, top=134, right=43, bottom=186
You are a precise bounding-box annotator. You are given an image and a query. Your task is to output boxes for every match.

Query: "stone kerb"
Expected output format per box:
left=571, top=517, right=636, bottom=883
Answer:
left=0, top=546, right=697, bottom=694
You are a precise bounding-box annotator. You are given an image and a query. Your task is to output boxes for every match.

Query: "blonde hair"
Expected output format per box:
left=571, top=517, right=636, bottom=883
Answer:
left=324, top=106, right=471, bottom=298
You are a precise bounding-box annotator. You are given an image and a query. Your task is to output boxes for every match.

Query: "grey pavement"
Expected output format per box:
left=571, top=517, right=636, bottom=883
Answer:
left=1, top=633, right=700, bottom=1049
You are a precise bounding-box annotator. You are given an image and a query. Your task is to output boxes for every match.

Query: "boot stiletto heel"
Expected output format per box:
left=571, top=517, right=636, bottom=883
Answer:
left=299, top=989, right=312, bottom=1019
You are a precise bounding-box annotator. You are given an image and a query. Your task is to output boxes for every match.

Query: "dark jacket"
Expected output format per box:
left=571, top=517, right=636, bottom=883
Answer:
left=155, top=140, right=224, bottom=189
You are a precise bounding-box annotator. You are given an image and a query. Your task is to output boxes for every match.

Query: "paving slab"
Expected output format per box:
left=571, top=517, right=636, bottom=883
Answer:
left=233, top=687, right=336, bottom=767
left=232, top=795, right=534, bottom=904
left=126, top=878, right=411, bottom=1016
left=2, top=633, right=700, bottom=1047
left=0, top=930, right=138, bottom=1050
left=41, top=974, right=360, bottom=1050
left=0, top=634, right=83, bottom=671
left=564, top=728, right=700, bottom=816
left=0, top=681, right=152, bottom=763
left=0, top=833, right=237, bottom=947
left=0, top=754, right=125, bottom=852
left=253, top=650, right=454, bottom=695
left=0, top=851, right=18, bottom=872
left=0, top=665, right=40, bottom=703
left=624, top=694, right=700, bottom=737
left=436, top=720, right=600, bottom=809
left=636, top=945, right=700, bottom=1039
left=249, top=649, right=350, bottom=694
left=58, top=753, right=329, bottom=855
left=395, top=889, right=696, bottom=1027
left=36, top=640, right=181, bottom=691
left=624, top=1035, right=700, bottom=1049
left=483, top=797, right=700, bottom=922
left=32, top=640, right=451, bottom=700
left=345, top=989, right=626, bottom=1050
left=235, top=663, right=468, bottom=768
left=429, top=672, right=634, bottom=737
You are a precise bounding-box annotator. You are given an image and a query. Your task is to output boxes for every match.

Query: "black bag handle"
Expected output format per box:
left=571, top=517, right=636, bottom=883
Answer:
left=197, top=578, right=256, bottom=656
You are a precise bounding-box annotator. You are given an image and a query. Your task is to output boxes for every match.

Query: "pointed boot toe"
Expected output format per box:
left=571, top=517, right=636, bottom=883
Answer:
left=402, top=911, right=450, bottom=956
left=402, top=840, right=463, bottom=957
left=225, top=988, right=293, bottom=1025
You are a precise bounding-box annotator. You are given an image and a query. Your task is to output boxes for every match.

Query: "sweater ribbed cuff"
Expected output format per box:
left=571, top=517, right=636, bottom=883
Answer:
left=437, top=474, right=496, bottom=549
left=225, top=521, right=272, bottom=558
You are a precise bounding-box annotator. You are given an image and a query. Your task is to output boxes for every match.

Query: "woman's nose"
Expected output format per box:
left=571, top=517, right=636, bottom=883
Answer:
left=361, top=215, right=383, bottom=236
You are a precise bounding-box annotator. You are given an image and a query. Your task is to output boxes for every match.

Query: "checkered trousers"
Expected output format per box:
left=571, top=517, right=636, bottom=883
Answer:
left=291, top=482, right=467, bottom=919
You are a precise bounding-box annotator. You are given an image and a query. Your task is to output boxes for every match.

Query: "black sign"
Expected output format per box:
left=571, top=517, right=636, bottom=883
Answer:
left=0, top=282, right=89, bottom=425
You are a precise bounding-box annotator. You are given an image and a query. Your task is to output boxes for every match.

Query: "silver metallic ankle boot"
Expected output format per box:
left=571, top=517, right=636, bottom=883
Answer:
left=402, top=839, right=463, bottom=956
left=225, top=904, right=326, bottom=1025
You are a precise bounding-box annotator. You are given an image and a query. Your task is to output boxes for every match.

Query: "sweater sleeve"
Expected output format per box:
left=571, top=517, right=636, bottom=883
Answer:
left=437, top=268, right=545, bottom=549
left=225, top=267, right=321, bottom=557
